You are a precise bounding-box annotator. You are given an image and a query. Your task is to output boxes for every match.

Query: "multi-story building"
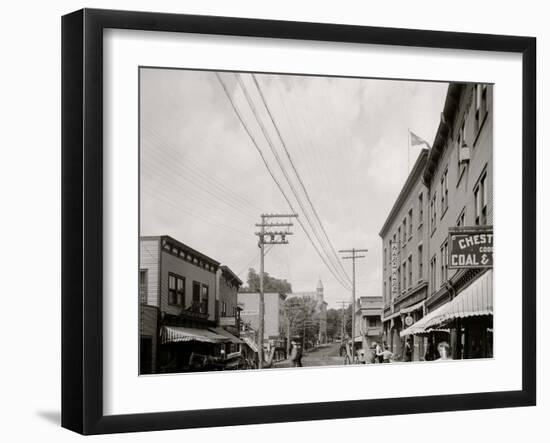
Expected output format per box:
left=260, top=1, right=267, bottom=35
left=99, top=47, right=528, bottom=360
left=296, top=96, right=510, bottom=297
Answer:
left=237, top=292, right=287, bottom=345
left=354, top=296, right=383, bottom=352
left=379, top=149, right=430, bottom=359
left=139, top=235, right=242, bottom=373
left=380, top=83, right=494, bottom=361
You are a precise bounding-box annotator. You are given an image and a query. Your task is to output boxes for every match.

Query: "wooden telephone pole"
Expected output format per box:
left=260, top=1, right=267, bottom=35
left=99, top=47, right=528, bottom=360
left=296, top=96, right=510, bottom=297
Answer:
left=255, top=213, right=297, bottom=369
left=339, top=248, right=368, bottom=363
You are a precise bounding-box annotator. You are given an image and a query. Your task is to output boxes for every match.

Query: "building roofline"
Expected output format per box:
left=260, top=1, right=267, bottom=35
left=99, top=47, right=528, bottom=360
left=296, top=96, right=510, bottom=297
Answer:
left=220, top=265, right=243, bottom=286
left=379, top=149, right=429, bottom=237
left=423, top=83, right=465, bottom=185
left=154, top=235, right=221, bottom=267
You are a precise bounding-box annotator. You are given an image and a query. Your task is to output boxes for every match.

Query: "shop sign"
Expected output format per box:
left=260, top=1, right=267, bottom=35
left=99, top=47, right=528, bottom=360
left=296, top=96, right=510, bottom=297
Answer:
left=404, top=315, right=413, bottom=326
left=390, top=241, right=399, bottom=298
left=448, top=226, right=493, bottom=269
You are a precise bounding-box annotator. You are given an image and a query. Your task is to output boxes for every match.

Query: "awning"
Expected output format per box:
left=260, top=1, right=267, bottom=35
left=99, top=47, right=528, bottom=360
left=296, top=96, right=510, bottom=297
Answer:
left=209, top=327, right=243, bottom=344
left=242, top=336, right=259, bottom=353
left=161, top=326, right=229, bottom=345
left=400, top=270, right=493, bottom=336
left=424, top=269, right=493, bottom=327
left=354, top=335, right=362, bottom=343
left=399, top=302, right=450, bottom=336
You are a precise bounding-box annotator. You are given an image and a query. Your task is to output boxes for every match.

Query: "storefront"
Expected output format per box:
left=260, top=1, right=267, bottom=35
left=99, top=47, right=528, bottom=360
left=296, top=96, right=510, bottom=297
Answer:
left=400, top=269, right=493, bottom=360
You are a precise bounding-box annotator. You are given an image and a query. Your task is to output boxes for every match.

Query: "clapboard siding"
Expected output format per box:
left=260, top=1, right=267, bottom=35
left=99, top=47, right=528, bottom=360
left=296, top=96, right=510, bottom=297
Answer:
left=140, top=238, right=160, bottom=306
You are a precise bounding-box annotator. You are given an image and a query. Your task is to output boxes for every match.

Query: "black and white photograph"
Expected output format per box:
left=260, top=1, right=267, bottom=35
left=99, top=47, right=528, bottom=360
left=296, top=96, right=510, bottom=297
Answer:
left=138, top=69, right=493, bottom=374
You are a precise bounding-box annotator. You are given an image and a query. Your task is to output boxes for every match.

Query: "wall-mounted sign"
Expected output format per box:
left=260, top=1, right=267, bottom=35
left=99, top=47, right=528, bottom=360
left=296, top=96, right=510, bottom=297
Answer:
left=448, top=226, right=493, bottom=269
left=390, top=241, right=399, bottom=298
left=404, top=315, right=414, bottom=326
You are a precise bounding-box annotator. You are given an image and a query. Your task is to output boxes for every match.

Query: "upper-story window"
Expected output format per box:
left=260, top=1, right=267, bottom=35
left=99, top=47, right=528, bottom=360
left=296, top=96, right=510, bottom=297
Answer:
left=457, top=119, right=466, bottom=179
left=168, top=273, right=185, bottom=306
left=402, top=218, right=407, bottom=245
left=221, top=301, right=227, bottom=317
left=408, top=208, right=413, bottom=238
left=408, top=255, right=413, bottom=289
left=418, top=192, right=423, bottom=225
left=201, top=285, right=209, bottom=314
left=440, top=240, right=449, bottom=285
left=418, top=244, right=423, bottom=281
left=383, top=247, right=387, bottom=271
left=440, top=167, right=449, bottom=215
left=430, top=255, right=437, bottom=294
left=475, top=170, right=488, bottom=225
left=430, top=191, right=437, bottom=234
left=397, top=227, right=401, bottom=247
left=474, top=84, right=488, bottom=135
left=457, top=208, right=466, bottom=226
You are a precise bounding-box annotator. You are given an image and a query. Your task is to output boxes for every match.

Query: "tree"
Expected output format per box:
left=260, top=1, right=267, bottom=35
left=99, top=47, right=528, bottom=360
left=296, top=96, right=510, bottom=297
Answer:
left=283, top=295, right=319, bottom=351
left=240, top=268, right=292, bottom=293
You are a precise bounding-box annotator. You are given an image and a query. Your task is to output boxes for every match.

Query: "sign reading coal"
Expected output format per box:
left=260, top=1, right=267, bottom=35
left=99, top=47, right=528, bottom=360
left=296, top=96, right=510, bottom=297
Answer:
left=448, top=226, right=493, bottom=269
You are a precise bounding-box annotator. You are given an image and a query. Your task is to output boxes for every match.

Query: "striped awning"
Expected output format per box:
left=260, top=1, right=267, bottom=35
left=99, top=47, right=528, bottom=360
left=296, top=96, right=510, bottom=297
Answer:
left=399, top=302, right=450, bottom=336
left=424, top=269, right=493, bottom=327
left=242, top=336, right=259, bottom=353
left=209, top=327, right=243, bottom=344
left=161, top=326, right=229, bottom=345
left=400, top=270, right=493, bottom=336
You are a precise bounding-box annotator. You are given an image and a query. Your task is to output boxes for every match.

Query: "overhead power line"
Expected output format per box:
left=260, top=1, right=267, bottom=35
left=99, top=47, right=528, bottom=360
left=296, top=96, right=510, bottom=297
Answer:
left=236, top=74, right=351, bottom=289
left=216, top=73, right=351, bottom=291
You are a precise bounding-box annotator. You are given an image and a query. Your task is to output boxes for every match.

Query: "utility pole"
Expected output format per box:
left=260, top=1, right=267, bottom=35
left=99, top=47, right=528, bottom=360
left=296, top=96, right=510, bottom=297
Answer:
left=339, top=248, right=368, bottom=363
left=255, top=213, right=297, bottom=369
left=337, top=301, right=348, bottom=341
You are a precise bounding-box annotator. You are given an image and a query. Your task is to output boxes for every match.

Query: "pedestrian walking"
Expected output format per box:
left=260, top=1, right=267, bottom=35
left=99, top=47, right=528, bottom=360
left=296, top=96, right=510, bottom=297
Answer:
left=289, top=340, right=303, bottom=367
left=375, top=342, right=384, bottom=363
left=403, top=337, right=413, bottom=362
left=381, top=345, right=393, bottom=363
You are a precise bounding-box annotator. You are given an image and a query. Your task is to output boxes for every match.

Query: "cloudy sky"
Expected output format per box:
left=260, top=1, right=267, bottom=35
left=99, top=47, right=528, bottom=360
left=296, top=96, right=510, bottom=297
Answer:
left=140, top=68, right=448, bottom=308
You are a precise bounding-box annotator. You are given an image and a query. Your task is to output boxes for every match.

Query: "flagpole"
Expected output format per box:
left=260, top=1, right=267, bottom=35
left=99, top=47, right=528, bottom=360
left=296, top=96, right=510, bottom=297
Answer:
left=407, top=128, right=410, bottom=175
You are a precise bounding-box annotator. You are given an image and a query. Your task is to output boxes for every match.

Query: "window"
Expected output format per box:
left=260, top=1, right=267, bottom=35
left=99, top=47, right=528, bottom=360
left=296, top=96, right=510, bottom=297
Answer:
left=368, top=317, right=378, bottom=328
left=430, top=191, right=437, bottom=233
left=408, top=209, right=413, bottom=237
left=474, top=84, right=488, bottom=134
left=408, top=255, right=413, bottom=289
left=201, top=285, right=209, bottom=314
left=221, top=301, right=227, bottom=317
left=192, top=281, right=201, bottom=311
left=397, top=266, right=401, bottom=296
left=402, top=219, right=407, bottom=245
left=457, top=119, right=466, bottom=177
left=418, top=244, right=423, bottom=281
left=474, top=171, right=488, bottom=225
left=430, top=255, right=437, bottom=294
left=402, top=261, right=407, bottom=292
left=440, top=167, right=448, bottom=215
left=418, top=192, right=424, bottom=225
left=457, top=208, right=466, bottom=226
left=383, top=281, right=387, bottom=303
left=397, top=227, right=401, bottom=248
left=139, top=270, right=148, bottom=304
left=168, top=273, right=185, bottom=306
left=383, top=247, right=387, bottom=271
left=440, top=241, right=448, bottom=284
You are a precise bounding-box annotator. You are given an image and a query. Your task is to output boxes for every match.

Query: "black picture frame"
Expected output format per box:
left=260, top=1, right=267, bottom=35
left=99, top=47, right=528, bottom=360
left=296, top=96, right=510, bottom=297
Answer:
left=61, top=8, right=536, bottom=435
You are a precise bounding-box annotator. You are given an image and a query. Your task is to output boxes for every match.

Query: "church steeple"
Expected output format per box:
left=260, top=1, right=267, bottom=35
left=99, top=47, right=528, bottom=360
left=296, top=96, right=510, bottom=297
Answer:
left=316, top=278, right=324, bottom=302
